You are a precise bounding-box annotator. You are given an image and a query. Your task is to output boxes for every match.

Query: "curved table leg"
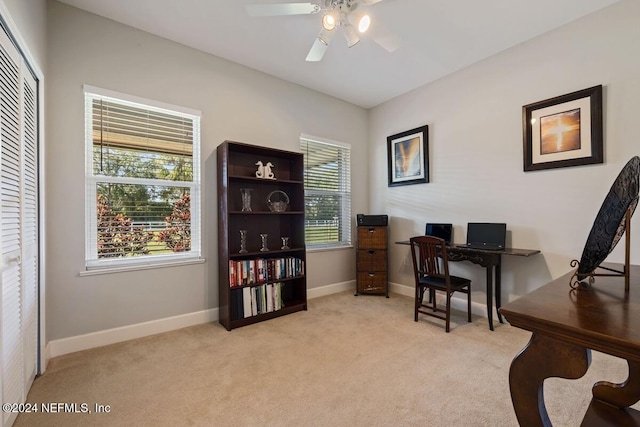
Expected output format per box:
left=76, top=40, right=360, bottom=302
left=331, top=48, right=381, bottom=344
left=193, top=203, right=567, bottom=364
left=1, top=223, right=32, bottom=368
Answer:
left=592, top=360, right=640, bottom=408
left=509, top=333, right=591, bottom=427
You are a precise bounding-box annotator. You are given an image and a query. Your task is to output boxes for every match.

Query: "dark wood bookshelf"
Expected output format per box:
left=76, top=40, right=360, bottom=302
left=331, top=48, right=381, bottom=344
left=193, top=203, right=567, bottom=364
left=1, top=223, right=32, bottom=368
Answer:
left=217, top=140, right=307, bottom=330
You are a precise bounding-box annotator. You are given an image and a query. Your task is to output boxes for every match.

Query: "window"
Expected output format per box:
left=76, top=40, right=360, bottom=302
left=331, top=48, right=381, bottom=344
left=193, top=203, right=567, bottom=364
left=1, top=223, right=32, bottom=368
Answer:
left=84, top=86, right=201, bottom=270
left=300, top=135, right=351, bottom=249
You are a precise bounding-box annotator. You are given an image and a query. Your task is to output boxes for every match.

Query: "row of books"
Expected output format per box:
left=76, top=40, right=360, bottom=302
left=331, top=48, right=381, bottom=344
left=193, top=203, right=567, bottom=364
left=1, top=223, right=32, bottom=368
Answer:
left=232, top=283, right=284, bottom=320
left=229, top=257, right=304, bottom=287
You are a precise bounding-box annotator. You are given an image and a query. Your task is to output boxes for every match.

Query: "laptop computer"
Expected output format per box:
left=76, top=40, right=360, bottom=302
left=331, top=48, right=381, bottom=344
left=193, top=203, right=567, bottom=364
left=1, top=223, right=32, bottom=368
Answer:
left=425, top=223, right=453, bottom=245
left=459, top=222, right=506, bottom=250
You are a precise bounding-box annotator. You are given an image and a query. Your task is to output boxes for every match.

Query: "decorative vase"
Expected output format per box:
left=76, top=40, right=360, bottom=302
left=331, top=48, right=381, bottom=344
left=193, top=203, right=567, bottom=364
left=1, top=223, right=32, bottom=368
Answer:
left=240, top=188, right=253, bottom=212
left=260, top=234, right=269, bottom=252
left=281, top=237, right=290, bottom=250
left=239, top=230, right=248, bottom=254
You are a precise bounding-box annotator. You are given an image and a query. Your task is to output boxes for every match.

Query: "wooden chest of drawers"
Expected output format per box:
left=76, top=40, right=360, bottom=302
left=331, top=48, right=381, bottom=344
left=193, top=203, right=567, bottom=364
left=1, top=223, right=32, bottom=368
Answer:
left=355, top=225, right=388, bottom=297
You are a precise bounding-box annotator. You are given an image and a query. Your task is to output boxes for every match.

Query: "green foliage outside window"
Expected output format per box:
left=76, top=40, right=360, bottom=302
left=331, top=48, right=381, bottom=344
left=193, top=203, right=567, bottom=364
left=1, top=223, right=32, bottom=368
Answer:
left=97, top=194, right=154, bottom=258
left=95, top=146, right=193, bottom=257
left=157, top=193, right=191, bottom=252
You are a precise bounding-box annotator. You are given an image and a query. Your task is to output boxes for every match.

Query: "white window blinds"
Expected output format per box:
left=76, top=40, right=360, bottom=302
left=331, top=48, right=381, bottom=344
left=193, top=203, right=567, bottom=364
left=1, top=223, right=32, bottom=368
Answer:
left=84, top=87, right=201, bottom=269
left=301, top=136, right=351, bottom=248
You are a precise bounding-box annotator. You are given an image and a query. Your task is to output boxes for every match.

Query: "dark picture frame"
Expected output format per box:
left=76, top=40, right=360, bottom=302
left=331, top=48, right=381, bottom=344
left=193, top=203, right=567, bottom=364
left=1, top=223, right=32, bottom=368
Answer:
left=387, top=125, right=429, bottom=187
left=523, top=85, right=603, bottom=172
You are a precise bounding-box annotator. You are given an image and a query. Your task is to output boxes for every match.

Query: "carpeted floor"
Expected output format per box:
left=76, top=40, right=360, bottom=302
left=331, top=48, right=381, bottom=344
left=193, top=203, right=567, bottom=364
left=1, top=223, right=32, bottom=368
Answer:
left=15, top=291, right=635, bottom=426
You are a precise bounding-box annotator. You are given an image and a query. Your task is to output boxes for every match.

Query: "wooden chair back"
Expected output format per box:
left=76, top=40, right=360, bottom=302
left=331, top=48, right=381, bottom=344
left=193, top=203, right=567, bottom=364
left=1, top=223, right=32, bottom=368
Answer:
left=410, top=235, right=450, bottom=286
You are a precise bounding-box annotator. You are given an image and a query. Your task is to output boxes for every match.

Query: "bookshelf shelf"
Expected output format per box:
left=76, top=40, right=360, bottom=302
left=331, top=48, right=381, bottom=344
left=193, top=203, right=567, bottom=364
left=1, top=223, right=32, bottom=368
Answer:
left=217, top=140, right=307, bottom=330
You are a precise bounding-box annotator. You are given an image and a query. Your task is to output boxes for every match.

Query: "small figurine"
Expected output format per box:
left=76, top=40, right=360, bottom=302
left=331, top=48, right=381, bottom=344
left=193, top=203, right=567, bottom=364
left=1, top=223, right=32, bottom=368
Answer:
left=255, top=161, right=264, bottom=178
left=264, top=162, right=275, bottom=179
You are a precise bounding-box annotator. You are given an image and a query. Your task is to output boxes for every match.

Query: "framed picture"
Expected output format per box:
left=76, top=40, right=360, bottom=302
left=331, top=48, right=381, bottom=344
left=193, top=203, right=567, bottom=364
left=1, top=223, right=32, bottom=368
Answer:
left=523, top=85, right=603, bottom=172
left=387, top=125, right=429, bottom=187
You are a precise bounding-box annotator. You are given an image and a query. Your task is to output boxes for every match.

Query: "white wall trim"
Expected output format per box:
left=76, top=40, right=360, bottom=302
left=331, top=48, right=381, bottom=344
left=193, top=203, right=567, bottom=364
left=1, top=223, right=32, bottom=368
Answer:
left=83, top=84, right=202, bottom=117
left=390, top=281, right=498, bottom=320
left=307, top=280, right=355, bottom=299
left=45, top=280, right=356, bottom=361
left=46, top=307, right=219, bottom=360
left=44, top=280, right=501, bottom=362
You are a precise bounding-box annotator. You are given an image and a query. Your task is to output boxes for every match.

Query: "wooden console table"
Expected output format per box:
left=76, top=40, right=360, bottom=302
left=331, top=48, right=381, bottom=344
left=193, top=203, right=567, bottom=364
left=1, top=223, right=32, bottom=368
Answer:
left=396, top=241, right=539, bottom=330
left=500, top=263, right=640, bottom=426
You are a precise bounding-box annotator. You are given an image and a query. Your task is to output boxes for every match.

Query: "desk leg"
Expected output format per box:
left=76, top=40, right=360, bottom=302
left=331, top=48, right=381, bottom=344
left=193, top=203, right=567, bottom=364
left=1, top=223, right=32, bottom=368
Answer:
left=509, top=333, right=591, bottom=427
left=495, top=259, right=503, bottom=324
left=592, top=359, right=640, bottom=408
left=486, top=266, right=494, bottom=331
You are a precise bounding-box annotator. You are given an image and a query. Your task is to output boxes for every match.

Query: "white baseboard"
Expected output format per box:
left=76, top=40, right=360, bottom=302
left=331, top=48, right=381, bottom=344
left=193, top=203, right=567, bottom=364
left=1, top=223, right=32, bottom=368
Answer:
left=45, top=280, right=356, bottom=360
left=307, top=280, right=355, bottom=299
left=389, top=281, right=415, bottom=298
left=389, top=282, right=498, bottom=320
left=47, top=307, right=219, bottom=359
left=47, top=279, right=501, bottom=360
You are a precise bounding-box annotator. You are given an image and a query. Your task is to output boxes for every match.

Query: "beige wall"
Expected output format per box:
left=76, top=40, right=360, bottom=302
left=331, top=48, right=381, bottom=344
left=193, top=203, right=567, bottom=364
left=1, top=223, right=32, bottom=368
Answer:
left=1, top=0, right=47, bottom=71
left=369, top=0, right=640, bottom=307
left=25, top=0, right=640, bottom=344
left=46, top=1, right=368, bottom=341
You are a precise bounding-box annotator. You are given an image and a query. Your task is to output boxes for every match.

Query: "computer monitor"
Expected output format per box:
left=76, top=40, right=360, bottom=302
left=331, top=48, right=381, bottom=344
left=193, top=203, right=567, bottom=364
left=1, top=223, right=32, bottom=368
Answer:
left=465, top=223, right=506, bottom=250
left=425, top=223, right=453, bottom=245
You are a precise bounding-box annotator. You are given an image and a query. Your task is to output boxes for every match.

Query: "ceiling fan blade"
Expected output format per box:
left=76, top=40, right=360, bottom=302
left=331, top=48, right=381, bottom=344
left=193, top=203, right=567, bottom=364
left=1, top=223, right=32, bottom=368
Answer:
left=305, top=38, right=329, bottom=62
left=359, top=0, right=384, bottom=5
left=246, top=2, right=321, bottom=17
left=370, top=25, right=401, bottom=52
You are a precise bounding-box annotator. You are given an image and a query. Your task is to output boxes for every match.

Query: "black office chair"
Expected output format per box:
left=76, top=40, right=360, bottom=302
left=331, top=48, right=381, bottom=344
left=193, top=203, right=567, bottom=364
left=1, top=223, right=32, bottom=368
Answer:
left=410, top=235, right=472, bottom=332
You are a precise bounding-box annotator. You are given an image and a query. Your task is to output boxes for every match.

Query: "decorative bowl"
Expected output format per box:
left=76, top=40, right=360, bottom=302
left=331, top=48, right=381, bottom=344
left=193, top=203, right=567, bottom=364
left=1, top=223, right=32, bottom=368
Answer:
left=267, top=190, right=290, bottom=212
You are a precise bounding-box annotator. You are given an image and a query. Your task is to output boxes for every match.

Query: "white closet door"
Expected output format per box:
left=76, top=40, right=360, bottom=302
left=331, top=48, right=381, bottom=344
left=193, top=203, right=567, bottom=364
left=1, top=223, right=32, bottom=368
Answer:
left=0, top=25, right=38, bottom=427
left=21, top=60, right=38, bottom=399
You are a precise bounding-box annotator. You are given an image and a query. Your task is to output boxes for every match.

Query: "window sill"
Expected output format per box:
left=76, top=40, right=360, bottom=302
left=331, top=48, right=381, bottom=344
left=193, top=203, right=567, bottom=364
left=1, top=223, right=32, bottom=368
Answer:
left=79, top=257, right=206, bottom=276
left=307, top=245, right=354, bottom=253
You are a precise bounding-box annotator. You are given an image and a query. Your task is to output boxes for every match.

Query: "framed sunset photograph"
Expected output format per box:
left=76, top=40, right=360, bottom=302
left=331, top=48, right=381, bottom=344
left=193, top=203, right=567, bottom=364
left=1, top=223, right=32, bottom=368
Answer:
left=387, top=125, right=429, bottom=187
left=523, top=85, right=603, bottom=172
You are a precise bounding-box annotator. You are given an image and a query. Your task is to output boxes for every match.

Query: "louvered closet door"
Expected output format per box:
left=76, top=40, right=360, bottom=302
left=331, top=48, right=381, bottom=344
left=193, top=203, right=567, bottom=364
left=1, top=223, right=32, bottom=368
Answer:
left=0, top=25, right=38, bottom=427
left=21, top=62, right=38, bottom=406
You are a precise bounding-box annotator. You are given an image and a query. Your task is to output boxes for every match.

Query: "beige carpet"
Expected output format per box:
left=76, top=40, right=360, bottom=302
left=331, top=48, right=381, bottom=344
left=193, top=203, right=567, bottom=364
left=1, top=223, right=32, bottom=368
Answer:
left=15, top=291, right=635, bottom=426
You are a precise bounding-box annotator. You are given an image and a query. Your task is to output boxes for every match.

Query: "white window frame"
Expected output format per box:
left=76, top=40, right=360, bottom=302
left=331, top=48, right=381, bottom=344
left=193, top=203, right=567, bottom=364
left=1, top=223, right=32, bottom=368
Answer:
left=300, top=134, right=352, bottom=251
left=83, top=85, right=202, bottom=272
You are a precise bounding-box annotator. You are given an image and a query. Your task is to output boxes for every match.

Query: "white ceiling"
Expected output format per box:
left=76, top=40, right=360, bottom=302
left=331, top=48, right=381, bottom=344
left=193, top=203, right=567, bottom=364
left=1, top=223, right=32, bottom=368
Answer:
left=57, top=0, right=620, bottom=108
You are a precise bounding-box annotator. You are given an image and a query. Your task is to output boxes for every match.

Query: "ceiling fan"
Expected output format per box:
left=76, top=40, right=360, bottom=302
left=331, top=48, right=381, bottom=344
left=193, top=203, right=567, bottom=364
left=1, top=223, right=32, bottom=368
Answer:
left=246, top=0, right=400, bottom=62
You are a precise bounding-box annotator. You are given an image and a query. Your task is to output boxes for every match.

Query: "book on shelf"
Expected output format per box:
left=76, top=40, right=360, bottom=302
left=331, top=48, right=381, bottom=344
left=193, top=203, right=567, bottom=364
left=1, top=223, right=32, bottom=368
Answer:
left=231, top=289, right=243, bottom=321
left=231, top=282, right=285, bottom=320
left=251, top=287, right=258, bottom=316
left=242, top=287, right=252, bottom=319
left=266, top=283, right=274, bottom=313
left=228, top=257, right=304, bottom=288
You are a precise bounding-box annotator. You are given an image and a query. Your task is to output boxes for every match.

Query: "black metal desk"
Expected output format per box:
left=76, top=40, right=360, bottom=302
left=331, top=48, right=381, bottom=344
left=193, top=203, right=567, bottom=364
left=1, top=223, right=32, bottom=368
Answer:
left=396, top=241, right=540, bottom=330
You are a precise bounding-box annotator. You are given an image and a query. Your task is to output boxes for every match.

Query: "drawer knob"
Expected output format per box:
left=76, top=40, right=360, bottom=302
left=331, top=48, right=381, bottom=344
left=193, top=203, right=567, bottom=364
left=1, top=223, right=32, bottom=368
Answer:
left=368, top=228, right=375, bottom=233
left=368, top=250, right=375, bottom=254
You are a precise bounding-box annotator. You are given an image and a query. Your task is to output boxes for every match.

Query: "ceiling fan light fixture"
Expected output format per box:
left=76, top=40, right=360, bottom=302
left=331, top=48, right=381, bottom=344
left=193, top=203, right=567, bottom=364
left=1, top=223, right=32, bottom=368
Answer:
left=358, top=15, right=370, bottom=33
left=322, top=13, right=336, bottom=31
left=342, top=23, right=360, bottom=48
left=318, top=27, right=335, bottom=45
